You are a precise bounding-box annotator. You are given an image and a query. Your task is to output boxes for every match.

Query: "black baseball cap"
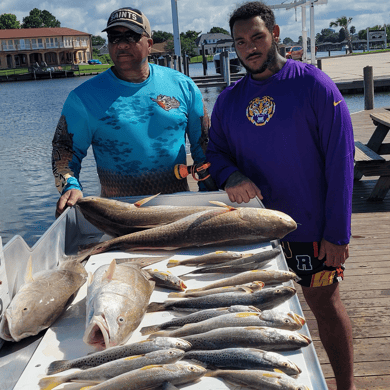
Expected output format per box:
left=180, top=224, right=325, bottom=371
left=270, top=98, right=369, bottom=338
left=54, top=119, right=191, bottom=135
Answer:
left=102, top=7, right=151, bottom=37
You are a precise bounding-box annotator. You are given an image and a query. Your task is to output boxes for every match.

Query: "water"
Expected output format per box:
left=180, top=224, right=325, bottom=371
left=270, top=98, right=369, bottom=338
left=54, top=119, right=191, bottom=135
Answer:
left=0, top=64, right=389, bottom=247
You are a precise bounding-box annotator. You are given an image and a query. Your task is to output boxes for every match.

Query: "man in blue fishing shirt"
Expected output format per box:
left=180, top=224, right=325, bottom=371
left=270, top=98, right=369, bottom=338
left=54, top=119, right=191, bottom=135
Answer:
left=52, top=6, right=210, bottom=216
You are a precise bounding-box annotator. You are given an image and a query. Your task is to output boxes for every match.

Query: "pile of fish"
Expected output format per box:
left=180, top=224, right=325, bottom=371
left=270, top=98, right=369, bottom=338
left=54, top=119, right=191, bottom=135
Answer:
left=38, top=248, right=311, bottom=389
left=2, top=195, right=316, bottom=389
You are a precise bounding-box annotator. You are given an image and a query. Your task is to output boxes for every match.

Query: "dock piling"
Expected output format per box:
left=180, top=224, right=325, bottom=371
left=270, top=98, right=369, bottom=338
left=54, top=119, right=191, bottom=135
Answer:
left=363, top=66, right=374, bottom=110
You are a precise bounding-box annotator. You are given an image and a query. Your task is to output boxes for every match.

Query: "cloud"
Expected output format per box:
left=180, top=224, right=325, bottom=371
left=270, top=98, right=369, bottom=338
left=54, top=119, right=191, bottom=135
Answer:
left=1, top=0, right=389, bottom=41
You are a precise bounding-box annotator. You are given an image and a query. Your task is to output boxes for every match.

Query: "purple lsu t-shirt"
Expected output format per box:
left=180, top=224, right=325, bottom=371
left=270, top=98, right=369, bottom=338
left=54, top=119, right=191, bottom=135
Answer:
left=206, top=60, right=354, bottom=245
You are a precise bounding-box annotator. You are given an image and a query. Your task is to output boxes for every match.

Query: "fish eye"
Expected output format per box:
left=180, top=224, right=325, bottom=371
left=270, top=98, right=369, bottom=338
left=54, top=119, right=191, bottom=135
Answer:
left=23, top=307, right=28, bottom=311
left=189, top=366, right=196, bottom=371
left=117, top=316, right=125, bottom=324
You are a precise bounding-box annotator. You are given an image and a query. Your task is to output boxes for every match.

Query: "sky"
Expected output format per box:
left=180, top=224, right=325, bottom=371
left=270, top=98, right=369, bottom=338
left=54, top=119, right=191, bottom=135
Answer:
left=1, top=0, right=390, bottom=42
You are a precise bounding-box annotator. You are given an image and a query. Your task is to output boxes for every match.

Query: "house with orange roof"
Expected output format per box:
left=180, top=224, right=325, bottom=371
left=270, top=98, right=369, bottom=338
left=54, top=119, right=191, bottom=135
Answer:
left=0, top=27, right=92, bottom=70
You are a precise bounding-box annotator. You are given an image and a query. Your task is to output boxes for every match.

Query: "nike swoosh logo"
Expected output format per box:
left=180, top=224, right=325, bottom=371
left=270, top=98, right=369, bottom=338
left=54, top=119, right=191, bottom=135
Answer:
left=334, top=100, right=342, bottom=106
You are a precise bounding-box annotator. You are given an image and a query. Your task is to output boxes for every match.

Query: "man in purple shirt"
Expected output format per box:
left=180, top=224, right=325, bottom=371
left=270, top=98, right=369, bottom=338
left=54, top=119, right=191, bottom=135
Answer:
left=206, top=2, right=355, bottom=389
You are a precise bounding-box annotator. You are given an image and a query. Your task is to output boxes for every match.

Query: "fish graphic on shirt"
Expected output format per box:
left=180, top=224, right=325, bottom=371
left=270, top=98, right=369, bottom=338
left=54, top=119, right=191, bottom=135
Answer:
left=151, top=95, right=180, bottom=111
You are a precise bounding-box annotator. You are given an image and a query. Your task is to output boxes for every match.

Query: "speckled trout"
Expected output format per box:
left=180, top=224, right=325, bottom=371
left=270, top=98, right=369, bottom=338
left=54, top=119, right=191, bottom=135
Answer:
left=140, top=306, right=261, bottom=336
left=166, top=250, right=247, bottom=268
left=46, top=337, right=192, bottom=375
left=83, top=206, right=297, bottom=255
left=147, top=286, right=296, bottom=313
left=168, top=281, right=265, bottom=299
left=148, top=310, right=305, bottom=338
left=182, top=326, right=311, bottom=351
left=39, top=349, right=185, bottom=390
left=206, top=369, right=310, bottom=390
left=77, top=361, right=207, bottom=390
left=145, top=269, right=187, bottom=291
left=184, top=269, right=297, bottom=293
left=182, top=247, right=282, bottom=274
left=185, top=348, right=301, bottom=376
left=174, top=247, right=281, bottom=272
left=76, top=194, right=223, bottom=237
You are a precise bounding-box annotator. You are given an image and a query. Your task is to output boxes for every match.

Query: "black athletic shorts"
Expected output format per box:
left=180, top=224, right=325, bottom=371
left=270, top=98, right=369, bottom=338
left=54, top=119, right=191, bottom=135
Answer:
left=281, top=241, right=345, bottom=288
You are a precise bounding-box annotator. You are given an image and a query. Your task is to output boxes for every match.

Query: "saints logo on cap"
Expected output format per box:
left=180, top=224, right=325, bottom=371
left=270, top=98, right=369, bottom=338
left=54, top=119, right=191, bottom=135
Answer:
left=103, top=7, right=151, bottom=36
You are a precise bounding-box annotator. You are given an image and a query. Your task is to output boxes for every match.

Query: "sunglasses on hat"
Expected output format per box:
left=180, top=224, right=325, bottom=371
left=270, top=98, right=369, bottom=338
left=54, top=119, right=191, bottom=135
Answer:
left=107, top=30, right=145, bottom=44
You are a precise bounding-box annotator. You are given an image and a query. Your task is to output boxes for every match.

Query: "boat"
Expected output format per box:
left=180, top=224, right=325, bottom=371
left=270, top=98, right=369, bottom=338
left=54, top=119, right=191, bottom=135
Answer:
left=213, top=51, right=243, bottom=74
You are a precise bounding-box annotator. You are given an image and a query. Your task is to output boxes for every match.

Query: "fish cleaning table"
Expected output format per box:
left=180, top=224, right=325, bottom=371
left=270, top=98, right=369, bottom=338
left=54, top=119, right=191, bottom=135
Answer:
left=0, top=192, right=328, bottom=390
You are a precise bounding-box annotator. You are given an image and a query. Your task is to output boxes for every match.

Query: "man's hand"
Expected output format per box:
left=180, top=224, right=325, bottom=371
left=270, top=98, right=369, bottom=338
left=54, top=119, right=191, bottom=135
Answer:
left=318, top=238, right=349, bottom=267
left=224, top=171, right=263, bottom=204
left=56, top=189, right=83, bottom=218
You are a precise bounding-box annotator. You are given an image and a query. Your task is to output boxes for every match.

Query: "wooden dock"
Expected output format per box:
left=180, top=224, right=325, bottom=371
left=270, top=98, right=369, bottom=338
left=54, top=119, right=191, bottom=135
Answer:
left=188, top=107, right=390, bottom=390
left=193, top=51, right=390, bottom=93
left=303, top=107, right=390, bottom=390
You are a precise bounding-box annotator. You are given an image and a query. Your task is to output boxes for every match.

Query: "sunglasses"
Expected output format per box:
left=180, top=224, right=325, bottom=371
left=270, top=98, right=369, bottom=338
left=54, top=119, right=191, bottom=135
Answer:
left=107, top=30, right=146, bottom=44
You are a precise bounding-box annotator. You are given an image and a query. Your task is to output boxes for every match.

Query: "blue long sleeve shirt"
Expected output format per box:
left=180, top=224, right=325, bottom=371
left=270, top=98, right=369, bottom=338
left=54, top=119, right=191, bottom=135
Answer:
left=52, top=64, right=207, bottom=197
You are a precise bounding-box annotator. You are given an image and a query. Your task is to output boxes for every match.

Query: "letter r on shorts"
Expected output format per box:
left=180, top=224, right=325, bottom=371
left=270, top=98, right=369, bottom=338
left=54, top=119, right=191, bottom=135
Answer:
left=296, top=255, right=313, bottom=271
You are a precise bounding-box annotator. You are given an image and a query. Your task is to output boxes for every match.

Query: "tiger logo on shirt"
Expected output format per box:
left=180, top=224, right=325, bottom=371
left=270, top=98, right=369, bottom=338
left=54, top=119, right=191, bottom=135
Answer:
left=246, top=96, right=275, bottom=126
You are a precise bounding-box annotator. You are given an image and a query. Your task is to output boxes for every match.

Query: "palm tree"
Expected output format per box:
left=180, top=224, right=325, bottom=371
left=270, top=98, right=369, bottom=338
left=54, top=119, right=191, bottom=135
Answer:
left=330, top=16, right=353, bottom=53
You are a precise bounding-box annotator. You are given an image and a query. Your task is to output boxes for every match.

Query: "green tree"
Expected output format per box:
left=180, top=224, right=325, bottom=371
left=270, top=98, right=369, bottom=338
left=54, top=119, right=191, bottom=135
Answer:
left=92, top=35, right=106, bottom=46
left=165, top=30, right=201, bottom=57
left=22, top=8, right=60, bottom=28
left=350, top=26, right=356, bottom=35
left=283, top=37, right=294, bottom=45
left=152, top=30, right=173, bottom=43
left=209, top=26, right=229, bottom=35
left=330, top=16, right=353, bottom=53
left=316, top=28, right=339, bottom=44
left=0, top=13, right=21, bottom=29
left=181, top=30, right=201, bottom=41
left=338, top=28, right=346, bottom=43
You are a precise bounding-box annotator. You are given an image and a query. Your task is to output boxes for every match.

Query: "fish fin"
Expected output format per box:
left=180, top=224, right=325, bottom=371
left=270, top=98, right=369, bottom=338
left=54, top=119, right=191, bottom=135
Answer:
left=140, top=324, right=163, bottom=336
left=147, top=330, right=171, bottom=339
left=134, top=193, right=160, bottom=207
left=87, top=272, right=94, bottom=286
left=253, top=281, right=265, bottom=288
left=102, top=259, right=117, bottom=281
left=146, top=301, right=167, bottom=312
left=38, top=376, right=66, bottom=390
left=181, top=358, right=207, bottom=368
left=248, top=305, right=262, bottom=312
left=45, top=360, right=70, bottom=375
left=183, top=287, right=202, bottom=294
left=166, top=259, right=180, bottom=268
left=168, top=292, right=185, bottom=298
left=25, top=256, right=34, bottom=283
left=208, top=201, right=236, bottom=210
left=240, top=286, right=254, bottom=293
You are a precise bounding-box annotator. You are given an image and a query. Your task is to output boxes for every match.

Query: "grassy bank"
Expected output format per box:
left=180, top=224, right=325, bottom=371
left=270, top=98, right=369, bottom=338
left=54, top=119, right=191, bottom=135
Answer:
left=0, top=64, right=111, bottom=77
left=190, top=55, right=214, bottom=63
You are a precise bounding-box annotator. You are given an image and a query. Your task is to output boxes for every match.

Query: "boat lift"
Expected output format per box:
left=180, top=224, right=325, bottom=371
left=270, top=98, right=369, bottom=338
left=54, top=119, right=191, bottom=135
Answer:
left=270, top=0, right=328, bottom=65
